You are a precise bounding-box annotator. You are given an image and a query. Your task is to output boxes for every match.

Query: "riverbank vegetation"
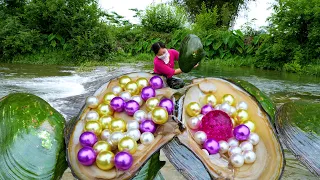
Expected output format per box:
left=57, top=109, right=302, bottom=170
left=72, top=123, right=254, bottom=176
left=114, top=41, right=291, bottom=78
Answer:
left=0, top=0, right=319, bottom=76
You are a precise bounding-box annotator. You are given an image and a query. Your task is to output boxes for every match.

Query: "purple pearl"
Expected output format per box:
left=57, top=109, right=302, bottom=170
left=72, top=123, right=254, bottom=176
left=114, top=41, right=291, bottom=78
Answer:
left=233, top=124, right=250, bottom=141
left=150, top=76, right=164, bottom=89
left=110, top=97, right=125, bottom=112
left=203, top=139, right=220, bottom=154
left=79, top=132, right=98, bottom=147
left=77, top=147, right=96, bottom=166
left=159, top=98, right=174, bottom=114
left=125, top=100, right=140, bottom=116
left=201, top=104, right=214, bottom=115
left=114, top=151, right=133, bottom=170
left=140, top=120, right=157, bottom=133
left=141, top=86, right=156, bottom=101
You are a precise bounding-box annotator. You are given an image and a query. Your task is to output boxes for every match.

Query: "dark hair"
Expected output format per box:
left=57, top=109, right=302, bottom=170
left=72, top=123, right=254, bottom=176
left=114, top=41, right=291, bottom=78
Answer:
left=151, top=42, right=166, bottom=55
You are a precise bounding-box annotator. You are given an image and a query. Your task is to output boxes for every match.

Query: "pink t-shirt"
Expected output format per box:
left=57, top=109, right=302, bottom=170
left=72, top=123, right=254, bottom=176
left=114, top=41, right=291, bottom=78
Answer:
left=153, top=49, right=179, bottom=78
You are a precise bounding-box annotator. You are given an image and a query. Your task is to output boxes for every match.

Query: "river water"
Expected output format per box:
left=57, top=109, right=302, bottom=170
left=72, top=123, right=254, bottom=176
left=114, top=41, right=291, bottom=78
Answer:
left=0, top=62, right=319, bottom=179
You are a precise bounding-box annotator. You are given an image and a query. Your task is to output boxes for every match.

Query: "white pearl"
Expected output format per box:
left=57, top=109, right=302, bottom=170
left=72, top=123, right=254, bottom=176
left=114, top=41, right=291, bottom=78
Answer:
left=228, top=146, right=242, bottom=156
left=126, top=129, right=141, bottom=141
left=109, top=132, right=124, bottom=145
left=194, top=131, right=207, bottom=145
left=230, top=106, right=236, bottom=116
left=86, top=96, right=99, bottom=108
left=86, top=110, right=100, bottom=121
left=240, top=141, right=253, bottom=151
left=220, top=102, right=231, bottom=114
left=219, top=140, right=229, bottom=154
left=202, top=149, right=209, bottom=156
left=131, top=95, right=143, bottom=106
left=197, top=114, right=204, bottom=121
left=243, top=150, right=256, bottom=164
left=112, top=86, right=123, bottom=95
left=134, top=110, right=147, bottom=123
left=147, top=111, right=153, bottom=120
left=230, top=154, right=244, bottom=167
left=227, top=137, right=239, bottom=147
left=100, top=129, right=111, bottom=141
left=126, top=120, right=139, bottom=130
left=140, top=132, right=154, bottom=145
left=215, top=104, right=221, bottom=110
left=120, top=91, right=131, bottom=101
left=248, top=133, right=260, bottom=145
left=237, top=101, right=248, bottom=110
left=187, top=117, right=201, bottom=129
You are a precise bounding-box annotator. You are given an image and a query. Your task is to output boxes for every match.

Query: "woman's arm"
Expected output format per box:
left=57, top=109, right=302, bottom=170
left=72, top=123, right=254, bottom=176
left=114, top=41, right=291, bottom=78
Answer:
left=174, top=68, right=182, bottom=75
left=174, top=63, right=198, bottom=75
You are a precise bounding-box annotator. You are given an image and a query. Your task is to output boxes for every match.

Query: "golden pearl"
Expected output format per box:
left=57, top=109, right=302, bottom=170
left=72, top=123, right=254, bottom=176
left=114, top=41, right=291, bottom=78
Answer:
left=146, top=97, right=160, bottom=112
left=222, top=94, right=235, bottom=106
left=96, top=151, right=115, bottom=170
left=231, top=118, right=237, bottom=127
left=236, top=109, right=249, bottom=123
left=186, top=102, right=201, bottom=117
left=118, top=137, right=138, bottom=154
left=204, top=94, right=217, bottom=106
left=99, top=116, right=113, bottom=129
left=109, top=118, right=127, bottom=132
left=136, top=77, right=149, bottom=91
left=103, top=92, right=116, bottom=105
left=151, top=107, right=168, bottom=124
left=243, top=120, right=256, bottom=132
left=125, top=81, right=139, bottom=95
left=119, top=75, right=132, bottom=88
left=85, top=121, right=102, bottom=135
left=97, top=103, right=114, bottom=116
left=93, top=141, right=112, bottom=154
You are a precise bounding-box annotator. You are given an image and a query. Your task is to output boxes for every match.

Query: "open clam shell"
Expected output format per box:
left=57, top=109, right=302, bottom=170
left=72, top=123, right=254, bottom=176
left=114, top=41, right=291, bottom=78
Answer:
left=164, top=77, right=285, bottom=179
left=65, top=72, right=179, bottom=180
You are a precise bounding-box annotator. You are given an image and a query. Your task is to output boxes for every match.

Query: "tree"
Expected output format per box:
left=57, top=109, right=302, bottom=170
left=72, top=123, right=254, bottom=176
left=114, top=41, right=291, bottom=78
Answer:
left=174, top=0, right=255, bottom=27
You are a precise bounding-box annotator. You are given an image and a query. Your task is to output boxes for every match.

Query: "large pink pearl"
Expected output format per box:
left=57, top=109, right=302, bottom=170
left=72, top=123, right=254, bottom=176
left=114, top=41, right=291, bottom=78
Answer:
left=199, top=110, right=233, bottom=141
left=149, top=76, right=164, bottom=89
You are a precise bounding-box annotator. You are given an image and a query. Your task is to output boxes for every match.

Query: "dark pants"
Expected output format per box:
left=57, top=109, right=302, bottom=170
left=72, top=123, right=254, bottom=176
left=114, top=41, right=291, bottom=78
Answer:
left=152, top=73, right=185, bottom=89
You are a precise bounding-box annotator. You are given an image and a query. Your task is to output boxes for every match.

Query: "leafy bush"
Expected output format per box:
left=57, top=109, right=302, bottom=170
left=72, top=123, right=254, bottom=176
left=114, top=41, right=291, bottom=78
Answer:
left=140, top=3, right=187, bottom=33
left=193, top=2, right=219, bottom=31
left=258, top=0, right=320, bottom=67
left=0, top=17, right=44, bottom=60
left=70, top=24, right=115, bottom=61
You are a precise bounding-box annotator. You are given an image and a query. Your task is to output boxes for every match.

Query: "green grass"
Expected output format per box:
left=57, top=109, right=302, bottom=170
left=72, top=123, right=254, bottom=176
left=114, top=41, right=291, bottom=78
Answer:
left=3, top=50, right=320, bottom=76
left=11, top=50, right=72, bottom=65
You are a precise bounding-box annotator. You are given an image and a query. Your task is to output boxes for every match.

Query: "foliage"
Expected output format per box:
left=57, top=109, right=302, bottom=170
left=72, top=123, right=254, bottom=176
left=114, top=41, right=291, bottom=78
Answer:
left=174, top=0, right=255, bottom=26
left=257, top=0, right=320, bottom=68
left=0, top=0, right=114, bottom=62
left=140, top=3, right=187, bottom=33
left=0, top=0, right=319, bottom=77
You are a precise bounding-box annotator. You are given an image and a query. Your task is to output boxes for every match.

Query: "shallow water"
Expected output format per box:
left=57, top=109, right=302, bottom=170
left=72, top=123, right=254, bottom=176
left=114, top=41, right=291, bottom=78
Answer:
left=0, top=62, right=319, bottom=179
